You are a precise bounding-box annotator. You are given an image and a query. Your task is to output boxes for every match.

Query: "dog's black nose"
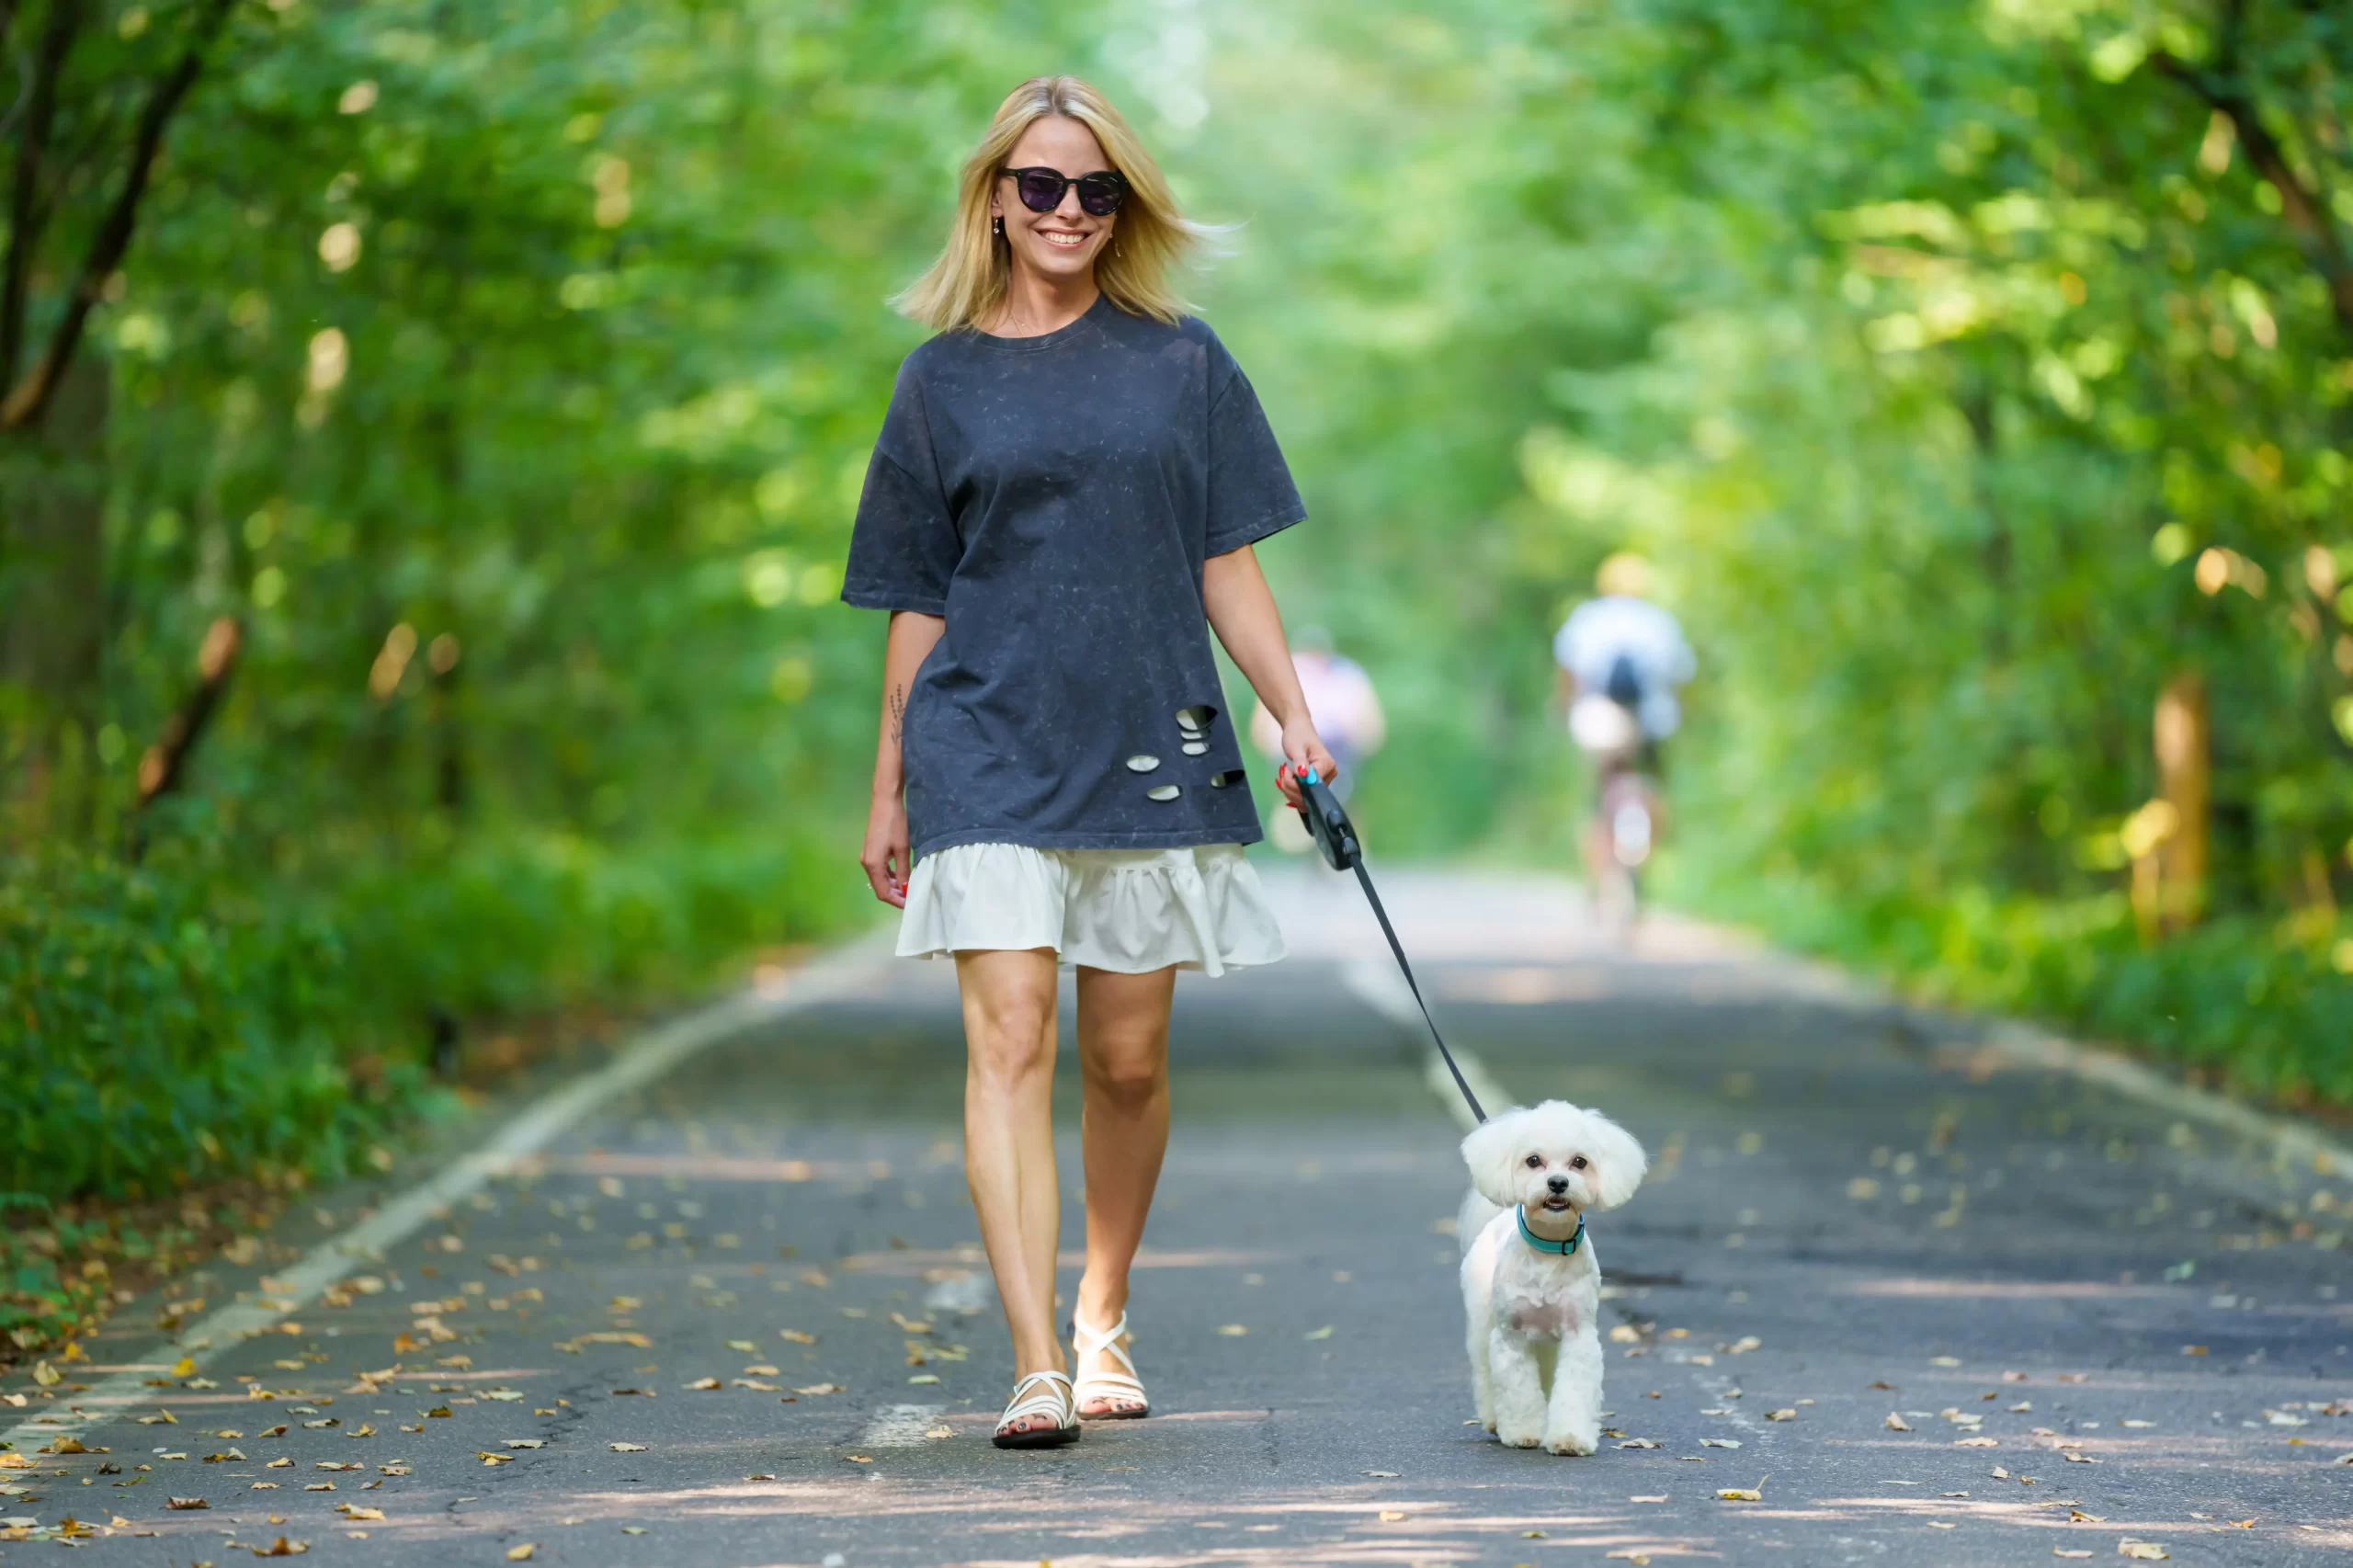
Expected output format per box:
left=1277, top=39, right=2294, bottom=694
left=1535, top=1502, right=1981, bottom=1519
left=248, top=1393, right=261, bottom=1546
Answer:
left=1547, top=1174, right=1570, bottom=1194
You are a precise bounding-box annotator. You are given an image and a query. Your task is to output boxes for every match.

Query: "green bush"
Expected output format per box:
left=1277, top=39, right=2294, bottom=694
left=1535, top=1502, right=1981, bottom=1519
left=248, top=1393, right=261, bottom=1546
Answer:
left=4, top=824, right=870, bottom=1205
left=335, top=828, right=871, bottom=1023
left=1668, top=861, right=2353, bottom=1107
left=0, top=845, right=408, bottom=1201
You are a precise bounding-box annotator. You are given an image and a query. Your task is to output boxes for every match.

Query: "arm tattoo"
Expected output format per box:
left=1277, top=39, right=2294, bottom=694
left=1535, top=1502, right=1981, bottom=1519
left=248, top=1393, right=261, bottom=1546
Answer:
left=888, top=684, right=905, bottom=746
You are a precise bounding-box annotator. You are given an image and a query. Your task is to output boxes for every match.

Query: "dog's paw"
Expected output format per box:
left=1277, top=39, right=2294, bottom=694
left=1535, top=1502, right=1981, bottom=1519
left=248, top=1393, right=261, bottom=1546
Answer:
left=1498, top=1426, right=1543, bottom=1449
left=1543, top=1430, right=1597, bottom=1457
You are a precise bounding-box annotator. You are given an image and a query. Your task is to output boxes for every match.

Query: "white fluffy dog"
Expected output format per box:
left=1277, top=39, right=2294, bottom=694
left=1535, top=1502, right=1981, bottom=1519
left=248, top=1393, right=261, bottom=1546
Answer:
left=1457, top=1100, right=1648, bottom=1454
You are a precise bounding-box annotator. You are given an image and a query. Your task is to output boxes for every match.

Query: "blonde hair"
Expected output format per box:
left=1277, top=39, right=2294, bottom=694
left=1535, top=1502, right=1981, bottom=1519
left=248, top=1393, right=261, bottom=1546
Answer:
left=893, top=75, right=1209, bottom=333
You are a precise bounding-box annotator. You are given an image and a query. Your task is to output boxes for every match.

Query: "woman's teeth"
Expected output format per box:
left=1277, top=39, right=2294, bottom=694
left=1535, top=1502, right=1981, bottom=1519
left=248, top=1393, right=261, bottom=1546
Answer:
left=1040, top=232, right=1087, bottom=247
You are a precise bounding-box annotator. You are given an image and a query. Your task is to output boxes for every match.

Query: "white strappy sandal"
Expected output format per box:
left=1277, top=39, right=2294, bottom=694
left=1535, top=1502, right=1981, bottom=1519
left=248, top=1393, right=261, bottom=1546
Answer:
left=1072, top=1312, right=1150, bottom=1420
left=992, top=1368, right=1080, bottom=1449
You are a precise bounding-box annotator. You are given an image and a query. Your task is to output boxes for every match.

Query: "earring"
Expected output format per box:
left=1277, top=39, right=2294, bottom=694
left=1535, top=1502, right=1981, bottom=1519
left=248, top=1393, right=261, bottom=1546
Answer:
left=993, top=216, right=1004, bottom=237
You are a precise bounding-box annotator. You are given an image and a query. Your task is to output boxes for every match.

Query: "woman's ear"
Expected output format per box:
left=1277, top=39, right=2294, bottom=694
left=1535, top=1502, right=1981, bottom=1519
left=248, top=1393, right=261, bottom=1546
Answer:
left=1583, top=1111, right=1649, bottom=1211
left=1461, top=1108, right=1529, bottom=1209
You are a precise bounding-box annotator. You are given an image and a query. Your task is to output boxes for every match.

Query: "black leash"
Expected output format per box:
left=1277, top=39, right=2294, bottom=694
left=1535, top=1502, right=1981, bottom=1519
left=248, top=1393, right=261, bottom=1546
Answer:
left=1290, top=767, right=1486, bottom=1125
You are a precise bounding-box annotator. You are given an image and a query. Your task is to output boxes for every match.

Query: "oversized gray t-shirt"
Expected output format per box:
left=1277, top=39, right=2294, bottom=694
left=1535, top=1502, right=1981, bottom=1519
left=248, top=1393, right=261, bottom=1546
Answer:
left=842, top=296, right=1305, bottom=860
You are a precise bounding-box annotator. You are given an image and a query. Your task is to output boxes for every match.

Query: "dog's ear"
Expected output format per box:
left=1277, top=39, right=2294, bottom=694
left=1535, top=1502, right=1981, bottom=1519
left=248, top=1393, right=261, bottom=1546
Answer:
left=1460, top=1108, right=1530, bottom=1209
left=1580, top=1109, right=1649, bottom=1210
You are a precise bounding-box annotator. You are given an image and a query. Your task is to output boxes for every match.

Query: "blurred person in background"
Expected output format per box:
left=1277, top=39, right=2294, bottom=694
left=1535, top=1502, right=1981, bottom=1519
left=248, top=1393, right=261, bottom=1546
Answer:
left=844, top=75, right=1337, bottom=1450
left=1250, top=628, right=1386, bottom=850
left=1554, top=553, right=1694, bottom=929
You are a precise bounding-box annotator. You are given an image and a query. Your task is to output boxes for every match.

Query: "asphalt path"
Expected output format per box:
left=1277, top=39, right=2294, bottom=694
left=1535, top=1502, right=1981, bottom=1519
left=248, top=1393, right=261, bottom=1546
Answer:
left=6, top=867, right=2351, bottom=1567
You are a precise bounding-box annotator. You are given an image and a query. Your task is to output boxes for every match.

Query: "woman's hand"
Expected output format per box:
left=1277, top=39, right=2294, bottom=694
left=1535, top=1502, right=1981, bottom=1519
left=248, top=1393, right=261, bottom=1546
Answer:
left=1272, top=718, right=1339, bottom=810
left=861, top=792, right=912, bottom=908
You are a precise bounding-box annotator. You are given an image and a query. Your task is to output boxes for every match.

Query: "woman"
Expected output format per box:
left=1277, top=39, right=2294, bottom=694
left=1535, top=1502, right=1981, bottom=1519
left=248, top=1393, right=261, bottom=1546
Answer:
left=842, top=74, right=1335, bottom=1449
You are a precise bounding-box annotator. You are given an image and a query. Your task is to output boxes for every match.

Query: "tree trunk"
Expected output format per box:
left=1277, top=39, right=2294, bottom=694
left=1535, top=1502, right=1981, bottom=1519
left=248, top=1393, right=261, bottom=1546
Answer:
left=0, top=353, right=109, bottom=843
left=2153, top=673, right=2209, bottom=932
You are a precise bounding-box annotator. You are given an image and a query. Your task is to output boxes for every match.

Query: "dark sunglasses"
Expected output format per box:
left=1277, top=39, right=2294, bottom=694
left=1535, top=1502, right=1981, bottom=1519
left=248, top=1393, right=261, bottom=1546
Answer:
left=999, top=165, right=1128, bottom=218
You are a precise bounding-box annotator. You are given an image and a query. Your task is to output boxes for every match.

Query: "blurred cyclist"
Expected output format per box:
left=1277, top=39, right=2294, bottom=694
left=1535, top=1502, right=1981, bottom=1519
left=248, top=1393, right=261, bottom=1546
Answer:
left=1252, top=627, right=1386, bottom=850
left=1553, top=553, right=1693, bottom=929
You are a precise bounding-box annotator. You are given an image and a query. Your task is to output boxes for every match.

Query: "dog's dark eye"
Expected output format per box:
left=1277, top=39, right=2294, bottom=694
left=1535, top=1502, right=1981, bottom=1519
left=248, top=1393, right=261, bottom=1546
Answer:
left=1569, top=1155, right=1588, bottom=1169
left=1524, top=1154, right=1543, bottom=1168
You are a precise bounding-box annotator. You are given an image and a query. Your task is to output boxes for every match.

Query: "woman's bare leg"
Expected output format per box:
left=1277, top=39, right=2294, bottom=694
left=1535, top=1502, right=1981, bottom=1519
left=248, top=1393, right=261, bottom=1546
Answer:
left=955, top=948, right=1066, bottom=1435
left=1071, top=963, right=1176, bottom=1415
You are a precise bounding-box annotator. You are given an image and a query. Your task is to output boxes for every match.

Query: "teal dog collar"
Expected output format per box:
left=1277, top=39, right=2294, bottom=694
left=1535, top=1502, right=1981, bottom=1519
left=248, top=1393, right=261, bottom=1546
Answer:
left=1517, top=1205, right=1586, bottom=1256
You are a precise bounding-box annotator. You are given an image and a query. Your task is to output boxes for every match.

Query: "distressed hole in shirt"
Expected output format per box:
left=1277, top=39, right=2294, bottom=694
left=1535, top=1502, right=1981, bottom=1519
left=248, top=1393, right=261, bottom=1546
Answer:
left=1124, top=755, right=1162, bottom=773
left=1174, top=704, right=1217, bottom=734
left=1145, top=784, right=1182, bottom=802
left=1208, top=770, right=1245, bottom=789
left=1180, top=742, right=1208, bottom=756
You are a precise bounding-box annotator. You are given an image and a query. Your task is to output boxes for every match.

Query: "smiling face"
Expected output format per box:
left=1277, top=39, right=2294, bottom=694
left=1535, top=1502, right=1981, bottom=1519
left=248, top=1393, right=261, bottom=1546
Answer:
left=990, top=114, right=1118, bottom=285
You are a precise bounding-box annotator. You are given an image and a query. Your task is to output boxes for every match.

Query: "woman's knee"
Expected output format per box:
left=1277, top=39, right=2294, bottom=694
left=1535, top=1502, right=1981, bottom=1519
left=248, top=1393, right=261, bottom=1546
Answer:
left=966, top=997, right=1055, bottom=1085
left=1082, top=1042, right=1166, bottom=1111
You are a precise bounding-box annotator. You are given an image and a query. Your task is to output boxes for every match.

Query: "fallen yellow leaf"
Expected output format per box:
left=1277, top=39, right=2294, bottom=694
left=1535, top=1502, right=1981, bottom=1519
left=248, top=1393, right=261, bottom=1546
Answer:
left=169, top=1358, right=196, bottom=1379
left=507, top=1545, right=537, bottom=1562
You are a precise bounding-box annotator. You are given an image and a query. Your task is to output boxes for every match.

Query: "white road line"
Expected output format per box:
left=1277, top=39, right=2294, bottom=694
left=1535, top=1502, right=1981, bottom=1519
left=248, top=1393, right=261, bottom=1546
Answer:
left=1, top=937, right=892, bottom=1455
left=1983, top=1018, right=2353, bottom=1175
left=855, top=1403, right=945, bottom=1448
left=1341, top=954, right=1508, bottom=1131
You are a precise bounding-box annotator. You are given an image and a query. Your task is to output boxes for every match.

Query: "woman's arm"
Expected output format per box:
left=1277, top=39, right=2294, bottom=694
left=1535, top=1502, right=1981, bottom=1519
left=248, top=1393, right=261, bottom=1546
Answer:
left=861, top=609, right=947, bottom=906
left=1202, top=544, right=1336, bottom=804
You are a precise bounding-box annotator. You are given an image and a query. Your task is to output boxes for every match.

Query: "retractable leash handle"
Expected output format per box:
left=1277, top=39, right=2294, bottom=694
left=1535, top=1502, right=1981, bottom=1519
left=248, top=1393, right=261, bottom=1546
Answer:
left=1280, top=764, right=1486, bottom=1125
left=1293, top=766, right=1359, bottom=871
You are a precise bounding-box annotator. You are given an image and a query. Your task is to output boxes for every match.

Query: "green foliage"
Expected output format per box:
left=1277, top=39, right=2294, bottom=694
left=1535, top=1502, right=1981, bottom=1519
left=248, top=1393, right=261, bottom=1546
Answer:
left=3, top=825, right=862, bottom=1205
left=1, top=842, right=409, bottom=1201
left=1192, top=0, right=2352, bottom=1099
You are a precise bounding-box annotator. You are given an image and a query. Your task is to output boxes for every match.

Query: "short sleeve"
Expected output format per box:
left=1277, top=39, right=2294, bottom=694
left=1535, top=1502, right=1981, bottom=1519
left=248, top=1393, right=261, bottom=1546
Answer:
left=841, top=363, right=959, bottom=616
left=1203, top=336, right=1306, bottom=557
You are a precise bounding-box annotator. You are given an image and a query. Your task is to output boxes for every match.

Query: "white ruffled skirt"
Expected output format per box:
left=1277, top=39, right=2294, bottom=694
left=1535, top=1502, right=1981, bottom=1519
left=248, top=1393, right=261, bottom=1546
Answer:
left=897, top=842, right=1287, bottom=976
